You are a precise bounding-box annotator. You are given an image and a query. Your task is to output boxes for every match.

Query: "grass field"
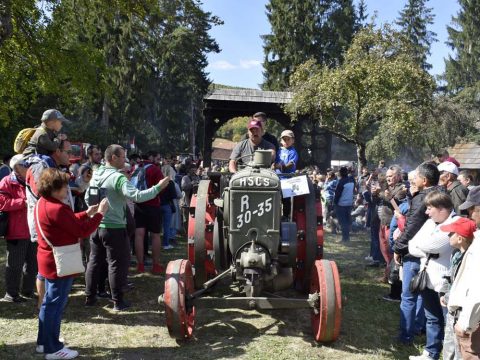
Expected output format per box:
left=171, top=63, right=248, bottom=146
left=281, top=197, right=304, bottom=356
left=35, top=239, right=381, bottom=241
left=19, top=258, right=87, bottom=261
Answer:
left=0, top=231, right=426, bottom=359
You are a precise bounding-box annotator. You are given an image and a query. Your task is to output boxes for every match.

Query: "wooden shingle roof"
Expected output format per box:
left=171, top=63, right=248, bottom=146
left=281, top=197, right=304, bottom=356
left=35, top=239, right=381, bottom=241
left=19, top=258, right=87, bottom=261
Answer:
left=448, top=142, right=480, bottom=169
left=205, top=89, right=293, bottom=104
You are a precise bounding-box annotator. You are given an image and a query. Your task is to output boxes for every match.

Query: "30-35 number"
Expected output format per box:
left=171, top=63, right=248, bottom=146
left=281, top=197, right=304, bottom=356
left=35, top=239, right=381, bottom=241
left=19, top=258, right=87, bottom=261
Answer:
left=236, top=197, right=272, bottom=228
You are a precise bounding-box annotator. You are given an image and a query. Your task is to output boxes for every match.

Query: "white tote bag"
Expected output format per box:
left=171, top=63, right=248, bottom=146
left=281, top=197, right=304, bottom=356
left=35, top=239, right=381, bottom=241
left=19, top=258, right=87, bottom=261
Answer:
left=35, top=201, right=85, bottom=277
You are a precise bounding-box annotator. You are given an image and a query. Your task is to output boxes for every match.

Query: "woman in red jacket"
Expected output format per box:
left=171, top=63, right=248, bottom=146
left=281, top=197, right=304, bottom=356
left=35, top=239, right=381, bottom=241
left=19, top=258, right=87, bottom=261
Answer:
left=35, top=168, right=108, bottom=360
left=0, top=155, right=35, bottom=303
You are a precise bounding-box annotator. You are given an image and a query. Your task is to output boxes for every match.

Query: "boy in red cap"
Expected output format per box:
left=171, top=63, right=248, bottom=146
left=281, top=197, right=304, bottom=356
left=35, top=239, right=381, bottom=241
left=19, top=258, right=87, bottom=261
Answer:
left=440, top=217, right=479, bottom=360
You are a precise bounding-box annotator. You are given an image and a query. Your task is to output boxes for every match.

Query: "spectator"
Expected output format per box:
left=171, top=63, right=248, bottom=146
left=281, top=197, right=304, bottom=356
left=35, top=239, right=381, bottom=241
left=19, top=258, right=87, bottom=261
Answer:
left=394, top=162, right=441, bottom=345
left=35, top=168, right=107, bottom=359
left=275, top=130, right=299, bottom=219
left=334, top=166, right=355, bottom=242
left=374, top=165, right=407, bottom=281
left=159, top=179, right=178, bottom=250
left=23, top=109, right=69, bottom=157
left=351, top=194, right=366, bottom=231
left=363, top=172, right=383, bottom=266
left=0, top=154, right=13, bottom=181
left=437, top=149, right=460, bottom=168
left=458, top=170, right=475, bottom=191
left=181, top=165, right=201, bottom=227
left=25, top=140, right=75, bottom=310
left=162, top=156, right=177, bottom=181
left=445, top=187, right=480, bottom=359
left=438, top=161, right=469, bottom=216
left=408, top=191, right=457, bottom=360
left=133, top=152, right=165, bottom=273
left=229, top=119, right=275, bottom=173
left=439, top=216, right=477, bottom=360
left=323, top=170, right=339, bottom=234
left=84, top=145, right=169, bottom=311
left=0, top=155, right=36, bottom=303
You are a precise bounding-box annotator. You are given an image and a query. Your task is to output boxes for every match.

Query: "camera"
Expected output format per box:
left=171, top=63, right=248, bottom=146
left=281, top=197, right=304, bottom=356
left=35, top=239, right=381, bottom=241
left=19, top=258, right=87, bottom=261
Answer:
left=87, top=186, right=107, bottom=206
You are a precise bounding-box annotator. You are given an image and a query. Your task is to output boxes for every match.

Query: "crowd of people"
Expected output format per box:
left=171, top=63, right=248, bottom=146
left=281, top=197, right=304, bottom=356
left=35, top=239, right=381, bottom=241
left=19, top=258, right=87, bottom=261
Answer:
left=0, top=109, right=479, bottom=359
left=302, top=157, right=479, bottom=360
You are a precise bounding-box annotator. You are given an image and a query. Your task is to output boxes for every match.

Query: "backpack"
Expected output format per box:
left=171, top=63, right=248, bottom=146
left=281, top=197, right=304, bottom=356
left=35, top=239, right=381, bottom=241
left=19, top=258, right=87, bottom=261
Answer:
left=130, top=164, right=152, bottom=190
left=14, top=128, right=37, bottom=153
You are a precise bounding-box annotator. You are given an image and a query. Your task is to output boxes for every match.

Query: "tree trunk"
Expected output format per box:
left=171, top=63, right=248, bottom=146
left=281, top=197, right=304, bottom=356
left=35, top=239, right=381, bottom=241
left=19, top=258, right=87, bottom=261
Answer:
left=356, top=143, right=367, bottom=179
left=0, top=0, right=13, bottom=47
left=101, top=96, right=109, bottom=128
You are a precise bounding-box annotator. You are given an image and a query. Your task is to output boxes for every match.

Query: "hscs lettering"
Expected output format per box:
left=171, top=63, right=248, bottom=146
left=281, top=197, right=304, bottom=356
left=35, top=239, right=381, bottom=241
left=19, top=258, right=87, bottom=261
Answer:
left=238, top=177, right=270, bottom=187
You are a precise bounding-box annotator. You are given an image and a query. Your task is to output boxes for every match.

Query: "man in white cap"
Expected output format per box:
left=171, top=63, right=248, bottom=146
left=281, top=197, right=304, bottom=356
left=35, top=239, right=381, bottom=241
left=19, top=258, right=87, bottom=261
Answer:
left=0, top=154, right=37, bottom=303
left=438, top=161, right=469, bottom=215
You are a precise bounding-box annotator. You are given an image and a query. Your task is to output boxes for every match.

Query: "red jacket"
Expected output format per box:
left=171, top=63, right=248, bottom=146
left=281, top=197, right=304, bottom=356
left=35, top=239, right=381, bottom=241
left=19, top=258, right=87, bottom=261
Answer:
left=0, top=174, right=29, bottom=240
left=36, top=196, right=103, bottom=279
left=142, top=161, right=164, bottom=207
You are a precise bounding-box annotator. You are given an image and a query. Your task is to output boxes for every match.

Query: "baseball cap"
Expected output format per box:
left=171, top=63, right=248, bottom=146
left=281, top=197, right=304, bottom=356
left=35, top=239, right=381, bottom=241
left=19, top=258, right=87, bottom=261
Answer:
left=247, top=119, right=262, bottom=130
left=9, top=154, right=25, bottom=169
left=438, top=161, right=459, bottom=176
left=440, top=217, right=477, bottom=238
left=253, top=112, right=267, bottom=119
left=41, top=109, right=71, bottom=124
left=281, top=130, right=295, bottom=138
left=459, top=185, right=480, bottom=210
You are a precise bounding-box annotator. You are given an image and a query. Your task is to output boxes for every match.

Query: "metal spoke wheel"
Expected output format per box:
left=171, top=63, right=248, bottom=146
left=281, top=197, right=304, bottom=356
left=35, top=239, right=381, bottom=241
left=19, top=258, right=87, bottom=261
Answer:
left=293, top=177, right=319, bottom=292
left=189, top=180, right=217, bottom=288
left=164, top=259, right=196, bottom=340
left=310, top=259, right=342, bottom=343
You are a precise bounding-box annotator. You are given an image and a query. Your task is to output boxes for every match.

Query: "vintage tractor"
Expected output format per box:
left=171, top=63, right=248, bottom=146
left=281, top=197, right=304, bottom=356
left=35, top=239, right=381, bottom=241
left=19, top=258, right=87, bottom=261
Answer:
left=159, top=151, right=342, bottom=343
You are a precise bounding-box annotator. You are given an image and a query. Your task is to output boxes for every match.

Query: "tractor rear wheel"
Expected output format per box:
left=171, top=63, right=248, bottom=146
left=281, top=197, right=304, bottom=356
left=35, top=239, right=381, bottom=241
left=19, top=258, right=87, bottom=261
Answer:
left=310, top=259, right=342, bottom=342
left=164, top=259, right=196, bottom=340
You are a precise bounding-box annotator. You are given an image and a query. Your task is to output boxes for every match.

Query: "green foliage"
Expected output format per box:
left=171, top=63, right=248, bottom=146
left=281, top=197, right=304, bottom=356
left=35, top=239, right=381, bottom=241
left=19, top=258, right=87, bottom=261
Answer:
left=395, top=0, right=436, bottom=70
left=286, top=25, right=435, bottom=168
left=445, top=0, right=480, bottom=95
left=262, top=0, right=357, bottom=91
left=215, top=117, right=285, bottom=143
left=0, top=0, right=220, bottom=155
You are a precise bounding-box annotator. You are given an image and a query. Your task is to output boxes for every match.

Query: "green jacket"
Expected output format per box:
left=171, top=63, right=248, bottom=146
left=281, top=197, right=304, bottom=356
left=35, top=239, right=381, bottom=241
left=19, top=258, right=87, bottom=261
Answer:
left=86, top=165, right=161, bottom=228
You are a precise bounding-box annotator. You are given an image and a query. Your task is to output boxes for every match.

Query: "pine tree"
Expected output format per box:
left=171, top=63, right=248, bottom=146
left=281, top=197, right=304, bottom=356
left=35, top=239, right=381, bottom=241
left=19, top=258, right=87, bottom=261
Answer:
left=262, top=0, right=356, bottom=91
left=354, top=0, right=368, bottom=32
left=395, top=0, right=436, bottom=70
left=445, top=0, right=480, bottom=94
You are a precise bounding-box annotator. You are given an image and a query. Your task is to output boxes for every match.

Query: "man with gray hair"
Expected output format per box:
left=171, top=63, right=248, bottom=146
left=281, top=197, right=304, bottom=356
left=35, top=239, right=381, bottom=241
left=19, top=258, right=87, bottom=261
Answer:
left=438, top=161, right=469, bottom=215
left=85, top=144, right=169, bottom=311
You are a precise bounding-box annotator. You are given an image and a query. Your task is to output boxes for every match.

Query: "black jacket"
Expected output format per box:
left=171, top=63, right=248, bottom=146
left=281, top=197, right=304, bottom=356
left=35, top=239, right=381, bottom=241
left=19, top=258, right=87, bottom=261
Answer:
left=393, top=186, right=441, bottom=256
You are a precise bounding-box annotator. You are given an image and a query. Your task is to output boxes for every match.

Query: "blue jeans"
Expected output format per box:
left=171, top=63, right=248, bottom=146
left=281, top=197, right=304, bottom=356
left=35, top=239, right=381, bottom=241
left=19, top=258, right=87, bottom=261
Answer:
left=421, top=288, right=444, bottom=359
left=335, top=205, right=352, bottom=242
left=400, top=258, right=426, bottom=342
left=370, top=222, right=383, bottom=262
left=160, top=204, right=173, bottom=247
left=37, top=277, right=73, bottom=354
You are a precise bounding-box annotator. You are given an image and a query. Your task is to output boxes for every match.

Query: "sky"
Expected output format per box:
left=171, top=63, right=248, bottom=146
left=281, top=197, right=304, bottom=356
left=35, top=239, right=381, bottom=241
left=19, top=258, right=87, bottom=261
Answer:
left=201, top=0, right=460, bottom=89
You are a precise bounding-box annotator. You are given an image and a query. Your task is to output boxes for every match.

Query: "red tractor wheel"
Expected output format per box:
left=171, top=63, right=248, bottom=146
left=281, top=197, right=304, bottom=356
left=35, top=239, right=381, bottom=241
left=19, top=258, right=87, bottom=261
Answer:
left=310, top=259, right=342, bottom=343
left=293, top=177, right=319, bottom=292
left=164, top=259, right=196, bottom=340
left=315, top=198, right=324, bottom=259
left=189, top=180, right=217, bottom=289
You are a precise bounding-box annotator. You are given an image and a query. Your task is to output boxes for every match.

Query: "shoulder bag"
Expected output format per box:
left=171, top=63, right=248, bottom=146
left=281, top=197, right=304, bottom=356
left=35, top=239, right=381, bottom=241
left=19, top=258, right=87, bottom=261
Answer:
left=35, top=201, right=85, bottom=277
left=409, top=254, right=434, bottom=294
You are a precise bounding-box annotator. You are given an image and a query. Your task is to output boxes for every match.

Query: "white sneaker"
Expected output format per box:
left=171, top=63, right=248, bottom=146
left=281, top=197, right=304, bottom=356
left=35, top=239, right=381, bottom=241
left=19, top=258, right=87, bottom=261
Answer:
left=36, top=336, right=64, bottom=353
left=409, top=350, right=435, bottom=360
left=364, top=255, right=373, bottom=262
left=45, top=347, right=78, bottom=359
left=163, top=245, right=174, bottom=250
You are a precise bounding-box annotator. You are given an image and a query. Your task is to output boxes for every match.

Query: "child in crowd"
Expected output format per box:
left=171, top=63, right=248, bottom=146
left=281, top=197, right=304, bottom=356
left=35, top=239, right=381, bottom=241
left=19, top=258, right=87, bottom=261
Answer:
left=439, top=217, right=479, bottom=360
left=275, top=130, right=298, bottom=219
left=23, top=109, right=69, bottom=157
